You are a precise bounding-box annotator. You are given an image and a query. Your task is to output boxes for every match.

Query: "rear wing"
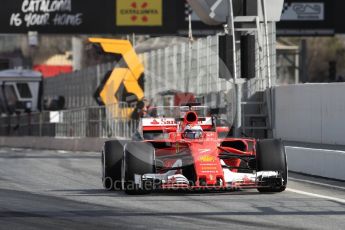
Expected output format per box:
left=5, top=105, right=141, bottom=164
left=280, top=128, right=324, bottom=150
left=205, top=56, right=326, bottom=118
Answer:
left=142, top=117, right=213, bottom=132
left=142, top=118, right=178, bottom=132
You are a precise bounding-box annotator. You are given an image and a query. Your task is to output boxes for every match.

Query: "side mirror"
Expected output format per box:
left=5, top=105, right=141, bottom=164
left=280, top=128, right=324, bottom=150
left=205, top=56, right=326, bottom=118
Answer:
left=216, top=126, right=230, bottom=133
left=216, top=126, right=231, bottom=138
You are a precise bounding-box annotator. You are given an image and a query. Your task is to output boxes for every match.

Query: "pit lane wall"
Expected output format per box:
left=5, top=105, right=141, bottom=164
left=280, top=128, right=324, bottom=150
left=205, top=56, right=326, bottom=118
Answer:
left=284, top=142, right=345, bottom=181
left=272, top=83, right=345, bottom=145
left=272, top=83, right=345, bottom=180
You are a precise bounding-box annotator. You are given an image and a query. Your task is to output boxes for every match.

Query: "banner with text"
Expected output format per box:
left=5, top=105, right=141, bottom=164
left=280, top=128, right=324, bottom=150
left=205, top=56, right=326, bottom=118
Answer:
left=0, top=0, right=176, bottom=34
left=116, top=0, right=162, bottom=26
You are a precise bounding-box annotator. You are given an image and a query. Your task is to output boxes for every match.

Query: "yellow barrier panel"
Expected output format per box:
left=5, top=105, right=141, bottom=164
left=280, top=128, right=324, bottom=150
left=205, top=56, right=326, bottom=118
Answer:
left=89, top=38, right=144, bottom=105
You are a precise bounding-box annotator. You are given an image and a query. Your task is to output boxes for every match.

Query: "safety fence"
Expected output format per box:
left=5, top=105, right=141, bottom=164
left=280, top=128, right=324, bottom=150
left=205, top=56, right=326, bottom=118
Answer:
left=43, top=32, right=276, bottom=108
left=0, top=103, right=137, bottom=139
left=44, top=62, right=116, bottom=109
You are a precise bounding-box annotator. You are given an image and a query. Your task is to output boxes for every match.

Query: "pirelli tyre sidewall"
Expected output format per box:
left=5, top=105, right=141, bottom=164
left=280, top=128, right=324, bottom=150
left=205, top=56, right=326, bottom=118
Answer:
left=256, top=139, right=287, bottom=193
left=102, top=140, right=129, bottom=191
left=122, top=142, right=155, bottom=195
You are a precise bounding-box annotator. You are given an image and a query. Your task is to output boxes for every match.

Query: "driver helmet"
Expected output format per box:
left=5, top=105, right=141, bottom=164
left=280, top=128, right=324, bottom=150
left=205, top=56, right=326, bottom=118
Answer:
left=183, top=125, right=203, bottom=139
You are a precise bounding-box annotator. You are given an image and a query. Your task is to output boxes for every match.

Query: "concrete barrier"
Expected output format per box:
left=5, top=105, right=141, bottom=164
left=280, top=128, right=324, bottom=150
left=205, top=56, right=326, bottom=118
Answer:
left=0, top=137, right=112, bottom=152
left=285, top=141, right=345, bottom=181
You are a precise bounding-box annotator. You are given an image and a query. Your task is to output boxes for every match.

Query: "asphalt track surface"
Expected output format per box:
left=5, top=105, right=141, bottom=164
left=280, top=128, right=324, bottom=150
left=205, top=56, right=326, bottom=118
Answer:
left=0, top=148, right=344, bottom=230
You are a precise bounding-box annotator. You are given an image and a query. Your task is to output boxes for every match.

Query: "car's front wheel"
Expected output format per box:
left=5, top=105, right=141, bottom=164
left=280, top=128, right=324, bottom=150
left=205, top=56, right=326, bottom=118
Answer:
left=256, top=139, right=287, bottom=193
left=122, top=142, right=156, bottom=195
left=102, top=140, right=128, bottom=190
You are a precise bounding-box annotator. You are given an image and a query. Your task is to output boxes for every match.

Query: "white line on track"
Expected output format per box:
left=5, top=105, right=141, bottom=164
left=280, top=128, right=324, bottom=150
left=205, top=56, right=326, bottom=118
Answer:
left=285, top=146, right=345, bottom=155
left=57, top=150, right=69, bottom=154
left=289, top=177, right=345, bottom=190
left=10, top=148, right=24, bottom=151
left=287, top=188, right=345, bottom=204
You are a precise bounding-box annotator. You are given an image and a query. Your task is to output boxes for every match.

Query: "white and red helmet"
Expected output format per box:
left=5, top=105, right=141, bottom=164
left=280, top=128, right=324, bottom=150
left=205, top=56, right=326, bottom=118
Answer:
left=183, top=125, right=203, bottom=139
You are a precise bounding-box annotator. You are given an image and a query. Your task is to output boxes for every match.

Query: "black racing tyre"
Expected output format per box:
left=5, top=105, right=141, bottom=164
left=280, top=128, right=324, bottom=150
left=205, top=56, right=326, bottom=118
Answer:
left=256, top=139, right=287, bottom=193
left=123, top=142, right=155, bottom=195
left=102, top=139, right=129, bottom=190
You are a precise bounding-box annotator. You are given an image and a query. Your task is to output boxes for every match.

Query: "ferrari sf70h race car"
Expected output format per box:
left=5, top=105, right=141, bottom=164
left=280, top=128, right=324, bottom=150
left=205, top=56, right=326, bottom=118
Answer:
left=102, top=106, right=287, bottom=195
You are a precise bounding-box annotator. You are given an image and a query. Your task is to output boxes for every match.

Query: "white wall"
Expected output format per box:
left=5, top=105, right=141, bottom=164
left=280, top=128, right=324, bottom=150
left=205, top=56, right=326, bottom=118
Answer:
left=285, top=145, right=345, bottom=181
left=273, top=83, right=345, bottom=145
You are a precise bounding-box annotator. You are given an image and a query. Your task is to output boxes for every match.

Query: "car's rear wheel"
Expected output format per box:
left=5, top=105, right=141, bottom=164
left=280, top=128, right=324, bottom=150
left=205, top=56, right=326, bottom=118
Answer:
left=123, top=142, right=155, bottom=195
left=102, top=140, right=128, bottom=190
left=256, top=139, right=287, bottom=193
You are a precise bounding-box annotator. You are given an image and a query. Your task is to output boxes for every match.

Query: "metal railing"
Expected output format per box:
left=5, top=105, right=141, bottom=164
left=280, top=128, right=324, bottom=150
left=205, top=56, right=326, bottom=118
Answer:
left=0, top=103, right=137, bottom=139
left=44, top=62, right=116, bottom=109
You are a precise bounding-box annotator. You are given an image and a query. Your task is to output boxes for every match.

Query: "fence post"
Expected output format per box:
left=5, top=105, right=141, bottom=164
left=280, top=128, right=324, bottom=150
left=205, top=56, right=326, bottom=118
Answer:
left=28, top=112, right=31, bottom=136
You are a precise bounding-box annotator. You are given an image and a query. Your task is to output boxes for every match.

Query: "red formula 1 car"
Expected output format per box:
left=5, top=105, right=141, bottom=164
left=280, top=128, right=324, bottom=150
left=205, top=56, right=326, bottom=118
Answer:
left=102, top=106, right=287, bottom=195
